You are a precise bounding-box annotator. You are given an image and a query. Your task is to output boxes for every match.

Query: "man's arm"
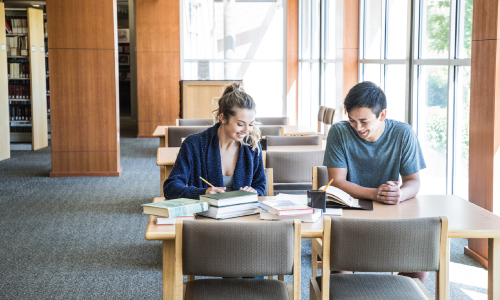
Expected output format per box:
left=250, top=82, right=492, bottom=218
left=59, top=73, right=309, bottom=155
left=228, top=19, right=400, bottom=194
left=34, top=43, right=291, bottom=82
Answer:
left=327, top=167, right=378, bottom=200
left=327, top=168, right=421, bottom=204
left=377, top=172, right=421, bottom=204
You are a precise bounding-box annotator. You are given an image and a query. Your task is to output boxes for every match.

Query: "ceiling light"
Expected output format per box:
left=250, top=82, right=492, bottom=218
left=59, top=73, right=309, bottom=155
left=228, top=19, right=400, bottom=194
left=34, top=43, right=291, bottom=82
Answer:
left=33, top=4, right=40, bottom=7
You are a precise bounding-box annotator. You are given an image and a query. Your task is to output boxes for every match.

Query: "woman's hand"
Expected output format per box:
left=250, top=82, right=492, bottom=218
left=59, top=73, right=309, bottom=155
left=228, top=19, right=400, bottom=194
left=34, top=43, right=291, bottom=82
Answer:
left=239, top=186, right=257, bottom=193
left=205, top=187, right=226, bottom=194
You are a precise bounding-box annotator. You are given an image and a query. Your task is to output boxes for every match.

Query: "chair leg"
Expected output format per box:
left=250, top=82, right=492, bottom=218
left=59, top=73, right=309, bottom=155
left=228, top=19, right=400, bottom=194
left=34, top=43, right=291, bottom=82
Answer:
left=312, top=244, right=318, bottom=277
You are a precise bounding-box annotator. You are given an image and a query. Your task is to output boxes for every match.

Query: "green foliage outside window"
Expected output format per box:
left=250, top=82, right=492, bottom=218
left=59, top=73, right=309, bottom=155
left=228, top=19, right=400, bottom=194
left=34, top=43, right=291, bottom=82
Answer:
left=423, top=0, right=471, bottom=164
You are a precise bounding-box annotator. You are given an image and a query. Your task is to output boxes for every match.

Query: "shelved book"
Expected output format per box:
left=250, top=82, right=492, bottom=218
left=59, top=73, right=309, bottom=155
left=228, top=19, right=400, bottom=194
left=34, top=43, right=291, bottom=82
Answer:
left=199, top=190, right=258, bottom=207
left=142, top=199, right=208, bottom=218
left=258, top=200, right=314, bottom=217
left=197, top=202, right=259, bottom=220
left=153, top=215, right=195, bottom=225
left=260, top=208, right=323, bottom=222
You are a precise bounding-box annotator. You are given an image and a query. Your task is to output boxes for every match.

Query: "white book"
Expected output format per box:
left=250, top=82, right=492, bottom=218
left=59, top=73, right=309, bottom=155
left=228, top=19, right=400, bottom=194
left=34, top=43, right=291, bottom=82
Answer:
left=319, top=185, right=358, bottom=207
left=260, top=208, right=323, bottom=223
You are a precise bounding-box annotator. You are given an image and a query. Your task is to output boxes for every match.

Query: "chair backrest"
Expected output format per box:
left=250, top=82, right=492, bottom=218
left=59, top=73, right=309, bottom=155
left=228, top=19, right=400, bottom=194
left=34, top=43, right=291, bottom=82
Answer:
left=324, top=108, right=335, bottom=125
left=257, top=117, right=289, bottom=125
left=318, top=106, right=327, bottom=123
left=329, top=217, right=443, bottom=272
left=261, top=125, right=283, bottom=136
left=166, top=126, right=210, bottom=147
left=177, top=118, right=215, bottom=126
left=266, top=150, right=324, bottom=183
left=312, top=166, right=329, bottom=190
left=264, top=168, right=274, bottom=196
left=267, top=135, right=321, bottom=146
left=179, top=220, right=297, bottom=277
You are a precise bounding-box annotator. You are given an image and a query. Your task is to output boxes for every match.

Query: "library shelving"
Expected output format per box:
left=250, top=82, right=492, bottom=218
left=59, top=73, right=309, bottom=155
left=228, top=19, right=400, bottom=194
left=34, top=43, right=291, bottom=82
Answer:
left=0, top=3, right=9, bottom=160
left=2, top=7, right=48, bottom=152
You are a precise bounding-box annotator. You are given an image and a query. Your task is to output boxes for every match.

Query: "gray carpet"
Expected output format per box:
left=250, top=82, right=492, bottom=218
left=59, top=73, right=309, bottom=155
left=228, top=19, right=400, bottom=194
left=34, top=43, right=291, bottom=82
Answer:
left=0, top=136, right=488, bottom=299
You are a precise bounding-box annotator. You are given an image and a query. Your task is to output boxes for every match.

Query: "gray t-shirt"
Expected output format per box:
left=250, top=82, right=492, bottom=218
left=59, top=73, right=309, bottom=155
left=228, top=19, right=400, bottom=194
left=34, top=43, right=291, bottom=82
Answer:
left=323, top=119, right=426, bottom=189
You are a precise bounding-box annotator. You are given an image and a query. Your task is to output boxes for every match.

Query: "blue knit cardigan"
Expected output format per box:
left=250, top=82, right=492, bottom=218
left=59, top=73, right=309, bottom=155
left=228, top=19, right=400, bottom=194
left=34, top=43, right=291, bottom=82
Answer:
left=163, top=123, right=266, bottom=199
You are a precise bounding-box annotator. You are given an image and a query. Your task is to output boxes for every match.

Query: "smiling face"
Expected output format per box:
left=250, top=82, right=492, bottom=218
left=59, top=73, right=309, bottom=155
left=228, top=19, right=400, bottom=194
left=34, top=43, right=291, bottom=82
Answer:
left=347, top=107, right=387, bottom=142
left=219, top=108, right=256, bottom=142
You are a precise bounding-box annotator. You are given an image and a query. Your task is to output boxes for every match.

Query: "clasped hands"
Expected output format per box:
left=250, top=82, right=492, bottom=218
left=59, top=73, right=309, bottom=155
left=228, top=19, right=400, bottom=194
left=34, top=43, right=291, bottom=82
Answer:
left=374, top=181, right=403, bottom=205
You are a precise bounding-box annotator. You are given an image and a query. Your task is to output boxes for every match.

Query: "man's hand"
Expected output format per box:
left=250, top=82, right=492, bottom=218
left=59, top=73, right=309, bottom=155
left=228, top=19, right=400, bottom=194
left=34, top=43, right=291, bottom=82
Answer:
left=239, top=186, right=257, bottom=193
left=205, top=187, right=226, bottom=194
left=375, top=181, right=403, bottom=205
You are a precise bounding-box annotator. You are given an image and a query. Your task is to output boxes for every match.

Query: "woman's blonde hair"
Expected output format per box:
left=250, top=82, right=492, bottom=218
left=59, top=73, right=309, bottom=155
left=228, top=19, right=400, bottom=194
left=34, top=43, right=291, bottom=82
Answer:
left=213, top=82, right=261, bottom=152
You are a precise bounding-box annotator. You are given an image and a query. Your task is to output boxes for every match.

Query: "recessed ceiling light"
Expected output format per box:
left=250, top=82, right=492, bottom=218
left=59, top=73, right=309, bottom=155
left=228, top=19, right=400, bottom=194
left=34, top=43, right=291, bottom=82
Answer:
left=33, top=4, right=40, bottom=7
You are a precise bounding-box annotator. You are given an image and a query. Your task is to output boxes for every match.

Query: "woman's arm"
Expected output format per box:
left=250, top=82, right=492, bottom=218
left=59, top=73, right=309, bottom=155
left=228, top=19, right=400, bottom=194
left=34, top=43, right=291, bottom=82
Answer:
left=163, top=142, right=207, bottom=199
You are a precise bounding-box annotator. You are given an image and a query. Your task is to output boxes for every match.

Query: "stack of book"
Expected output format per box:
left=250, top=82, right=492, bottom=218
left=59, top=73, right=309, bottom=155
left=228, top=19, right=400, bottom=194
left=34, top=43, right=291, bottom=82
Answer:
left=258, top=199, right=322, bottom=222
left=197, top=190, right=259, bottom=220
left=142, top=198, right=209, bottom=225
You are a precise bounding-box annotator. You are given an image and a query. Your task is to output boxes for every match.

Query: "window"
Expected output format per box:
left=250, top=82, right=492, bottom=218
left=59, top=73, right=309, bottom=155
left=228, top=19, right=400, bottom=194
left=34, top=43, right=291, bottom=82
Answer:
left=298, top=0, right=335, bottom=131
left=360, top=0, right=472, bottom=198
left=181, top=0, right=285, bottom=117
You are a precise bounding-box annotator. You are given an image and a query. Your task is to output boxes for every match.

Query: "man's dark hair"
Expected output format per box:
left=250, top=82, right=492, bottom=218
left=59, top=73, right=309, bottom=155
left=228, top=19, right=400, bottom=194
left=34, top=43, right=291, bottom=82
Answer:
left=344, top=81, right=387, bottom=117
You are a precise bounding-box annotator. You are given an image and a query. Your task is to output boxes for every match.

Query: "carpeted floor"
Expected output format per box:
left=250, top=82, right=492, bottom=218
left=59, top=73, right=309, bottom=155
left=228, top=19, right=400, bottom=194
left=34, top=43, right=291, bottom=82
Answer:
left=0, top=136, right=488, bottom=299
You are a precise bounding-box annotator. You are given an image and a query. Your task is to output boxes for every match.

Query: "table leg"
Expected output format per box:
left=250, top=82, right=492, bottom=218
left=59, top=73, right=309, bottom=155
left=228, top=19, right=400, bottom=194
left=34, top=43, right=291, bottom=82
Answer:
left=160, top=166, right=173, bottom=197
left=160, top=137, right=165, bottom=147
left=489, top=238, right=500, bottom=300
left=163, top=240, right=176, bottom=300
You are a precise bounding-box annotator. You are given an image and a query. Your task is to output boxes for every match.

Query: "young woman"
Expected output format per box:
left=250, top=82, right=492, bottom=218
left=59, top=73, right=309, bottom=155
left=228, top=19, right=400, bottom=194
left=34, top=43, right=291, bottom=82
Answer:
left=163, top=83, right=266, bottom=199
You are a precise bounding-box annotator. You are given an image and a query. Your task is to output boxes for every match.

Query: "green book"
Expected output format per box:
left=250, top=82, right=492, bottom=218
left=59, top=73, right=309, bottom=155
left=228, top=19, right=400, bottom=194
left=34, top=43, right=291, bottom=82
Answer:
left=142, top=199, right=208, bottom=218
left=199, top=190, right=258, bottom=207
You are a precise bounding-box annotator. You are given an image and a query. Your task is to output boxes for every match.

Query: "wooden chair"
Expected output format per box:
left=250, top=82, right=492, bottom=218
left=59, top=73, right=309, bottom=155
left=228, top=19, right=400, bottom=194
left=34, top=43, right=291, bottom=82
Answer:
left=318, top=106, right=327, bottom=134
left=176, top=118, right=215, bottom=126
left=265, top=150, right=324, bottom=195
left=257, top=117, right=289, bottom=126
left=165, top=126, right=211, bottom=147
left=261, top=125, right=283, bottom=137
left=310, top=216, right=448, bottom=300
left=264, top=168, right=274, bottom=197
left=174, top=219, right=302, bottom=300
left=267, top=135, right=322, bottom=146
left=323, top=108, right=336, bottom=138
left=311, top=166, right=329, bottom=277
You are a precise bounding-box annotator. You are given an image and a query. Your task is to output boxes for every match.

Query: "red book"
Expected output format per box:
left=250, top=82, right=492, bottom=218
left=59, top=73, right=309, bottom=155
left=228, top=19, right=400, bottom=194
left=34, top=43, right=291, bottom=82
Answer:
left=5, top=20, right=12, bottom=34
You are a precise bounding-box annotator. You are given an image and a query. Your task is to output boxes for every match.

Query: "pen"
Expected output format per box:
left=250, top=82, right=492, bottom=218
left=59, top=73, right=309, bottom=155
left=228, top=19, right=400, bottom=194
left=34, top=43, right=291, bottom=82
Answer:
left=322, top=179, right=333, bottom=192
left=199, top=176, right=214, bottom=188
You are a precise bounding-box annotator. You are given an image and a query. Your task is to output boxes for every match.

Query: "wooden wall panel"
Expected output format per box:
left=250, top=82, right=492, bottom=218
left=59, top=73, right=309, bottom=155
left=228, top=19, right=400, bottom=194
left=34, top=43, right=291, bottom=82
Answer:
left=46, top=0, right=115, bottom=50
left=136, top=0, right=180, bottom=52
left=136, top=0, right=181, bottom=137
left=467, top=0, right=500, bottom=266
left=0, top=3, right=10, bottom=161
left=51, top=151, right=120, bottom=176
left=286, top=0, right=299, bottom=125
left=343, top=0, right=359, bottom=49
left=50, top=49, right=118, bottom=152
left=181, top=81, right=233, bottom=119
left=47, top=0, right=121, bottom=177
left=471, top=0, right=499, bottom=41
left=28, top=8, right=48, bottom=151
left=342, top=0, right=359, bottom=97
left=137, top=52, right=180, bottom=123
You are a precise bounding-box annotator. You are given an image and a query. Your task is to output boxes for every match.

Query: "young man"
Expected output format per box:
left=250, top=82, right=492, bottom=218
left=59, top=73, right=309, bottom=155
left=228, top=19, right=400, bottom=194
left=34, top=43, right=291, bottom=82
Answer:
left=323, top=81, right=427, bottom=281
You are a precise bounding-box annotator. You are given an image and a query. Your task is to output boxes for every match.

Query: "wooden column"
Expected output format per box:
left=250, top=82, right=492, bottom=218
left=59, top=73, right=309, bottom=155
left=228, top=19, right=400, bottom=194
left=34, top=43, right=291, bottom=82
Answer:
left=0, top=3, right=9, bottom=161
left=136, top=0, right=180, bottom=138
left=47, top=0, right=121, bottom=177
left=342, top=0, right=359, bottom=99
left=467, top=0, right=500, bottom=267
left=286, top=0, right=298, bottom=125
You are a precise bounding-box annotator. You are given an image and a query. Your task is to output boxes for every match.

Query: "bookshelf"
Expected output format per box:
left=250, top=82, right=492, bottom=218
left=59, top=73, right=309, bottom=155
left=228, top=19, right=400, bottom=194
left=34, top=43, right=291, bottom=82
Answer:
left=3, top=7, right=48, bottom=151
left=0, top=3, right=9, bottom=161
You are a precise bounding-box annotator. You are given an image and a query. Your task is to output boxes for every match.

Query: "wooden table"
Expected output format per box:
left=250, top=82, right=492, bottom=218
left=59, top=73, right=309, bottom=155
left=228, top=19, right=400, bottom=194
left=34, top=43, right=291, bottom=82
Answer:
left=145, top=195, right=500, bottom=300
left=153, top=125, right=317, bottom=146
left=156, top=145, right=326, bottom=196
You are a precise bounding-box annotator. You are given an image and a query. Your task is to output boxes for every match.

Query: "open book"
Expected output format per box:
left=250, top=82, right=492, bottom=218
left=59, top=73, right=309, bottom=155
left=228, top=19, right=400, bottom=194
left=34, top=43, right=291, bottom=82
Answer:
left=319, top=185, right=361, bottom=208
